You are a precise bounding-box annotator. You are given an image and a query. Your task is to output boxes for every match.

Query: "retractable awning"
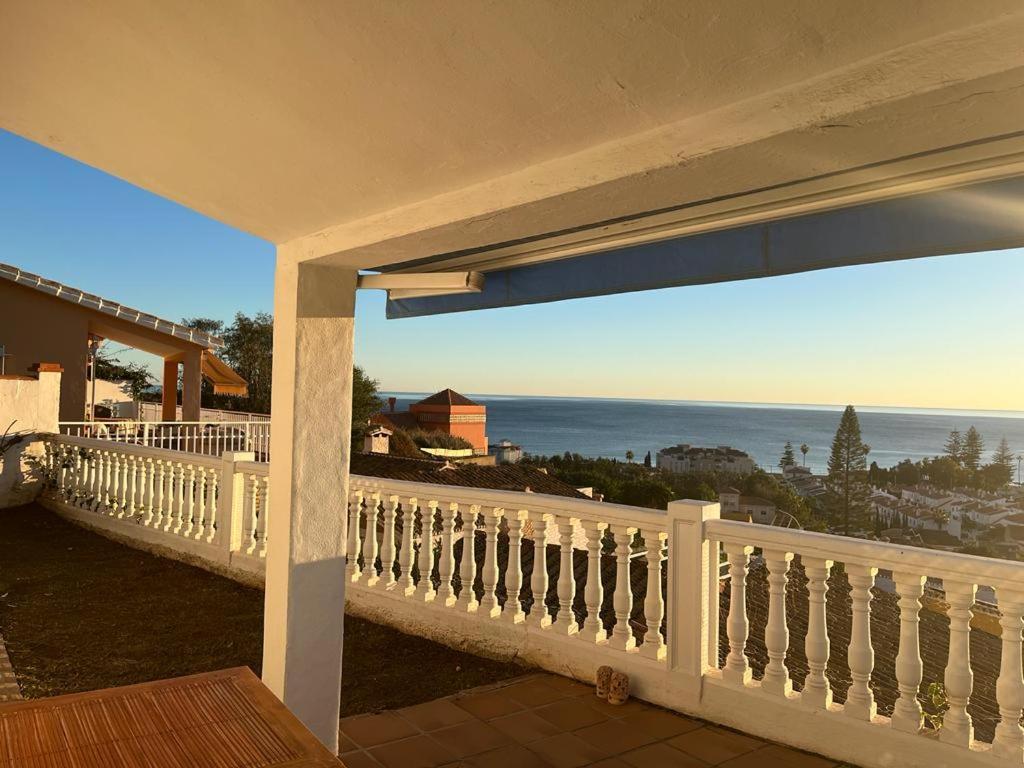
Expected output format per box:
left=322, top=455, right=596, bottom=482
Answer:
left=201, top=352, right=248, bottom=396
left=385, top=174, right=1024, bottom=319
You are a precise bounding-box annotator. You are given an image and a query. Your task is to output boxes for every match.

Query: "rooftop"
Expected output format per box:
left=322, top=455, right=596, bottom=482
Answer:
left=414, top=389, right=482, bottom=408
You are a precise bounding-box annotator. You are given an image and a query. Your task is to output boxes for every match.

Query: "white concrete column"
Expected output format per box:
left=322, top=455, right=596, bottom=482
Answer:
left=667, top=499, right=720, bottom=706
left=181, top=348, right=202, bottom=422
left=261, top=255, right=357, bottom=753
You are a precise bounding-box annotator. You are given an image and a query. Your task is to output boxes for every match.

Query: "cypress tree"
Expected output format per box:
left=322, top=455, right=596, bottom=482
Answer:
left=963, top=426, right=984, bottom=472
left=826, top=405, right=871, bottom=535
left=944, top=429, right=963, bottom=465
left=779, top=442, right=797, bottom=471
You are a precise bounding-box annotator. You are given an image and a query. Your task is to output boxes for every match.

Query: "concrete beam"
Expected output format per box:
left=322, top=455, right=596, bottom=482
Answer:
left=161, top=359, right=177, bottom=421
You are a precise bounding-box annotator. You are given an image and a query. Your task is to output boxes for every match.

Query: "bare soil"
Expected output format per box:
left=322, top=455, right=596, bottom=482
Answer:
left=0, top=504, right=527, bottom=715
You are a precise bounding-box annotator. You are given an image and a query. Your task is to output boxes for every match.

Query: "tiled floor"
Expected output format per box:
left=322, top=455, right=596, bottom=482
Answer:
left=338, top=673, right=844, bottom=768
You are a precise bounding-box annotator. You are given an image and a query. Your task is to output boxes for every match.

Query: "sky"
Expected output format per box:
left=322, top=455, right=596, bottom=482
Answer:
left=2, top=128, right=1023, bottom=413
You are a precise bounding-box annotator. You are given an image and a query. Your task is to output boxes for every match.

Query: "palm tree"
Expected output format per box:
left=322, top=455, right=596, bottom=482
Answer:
left=625, top=450, right=634, bottom=463
left=800, top=443, right=809, bottom=466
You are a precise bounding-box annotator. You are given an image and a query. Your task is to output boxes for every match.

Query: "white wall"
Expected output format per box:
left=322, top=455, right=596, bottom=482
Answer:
left=0, top=367, right=61, bottom=508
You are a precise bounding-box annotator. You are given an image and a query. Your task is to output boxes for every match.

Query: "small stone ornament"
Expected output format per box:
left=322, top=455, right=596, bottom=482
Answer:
left=607, top=671, right=630, bottom=705
left=595, top=665, right=614, bottom=699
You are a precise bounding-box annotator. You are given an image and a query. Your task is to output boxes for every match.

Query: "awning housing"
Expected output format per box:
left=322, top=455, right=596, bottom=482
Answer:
left=201, top=352, right=248, bottom=396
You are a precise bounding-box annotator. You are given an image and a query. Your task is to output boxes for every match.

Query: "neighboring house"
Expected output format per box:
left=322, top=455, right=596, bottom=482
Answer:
left=491, top=439, right=523, bottom=465
left=781, top=465, right=828, bottom=498
left=656, top=444, right=755, bottom=475
left=0, top=262, right=246, bottom=423
left=374, top=389, right=488, bottom=454
left=718, top=487, right=777, bottom=524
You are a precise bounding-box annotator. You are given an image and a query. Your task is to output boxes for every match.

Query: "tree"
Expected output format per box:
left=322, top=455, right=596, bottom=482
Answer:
left=625, top=450, right=635, bottom=463
left=779, top=442, right=796, bottom=471
left=993, top=437, right=1015, bottom=475
left=180, top=317, right=225, bottom=337
left=944, top=429, right=963, bottom=465
left=352, top=367, right=383, bottom=440
left=800, top=443, right=809, bottom=466
left=643, top=451, right=652, bottom=469
left=962, top=426, right=984, bottom=472
left=894, top=459, right=921, bottom=486
left=826, top=405, right=871, bottom=535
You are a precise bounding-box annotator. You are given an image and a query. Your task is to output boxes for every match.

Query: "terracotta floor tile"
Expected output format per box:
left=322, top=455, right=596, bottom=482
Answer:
left=621, top=742, right=710, bottom=768
left=536, top=676, right=593, bottom=699
left=526, top=732, right=609, bottom=768
left=667, top=726, right=764, bottom=765
left=338, top=732, right=359, bottom=753
left=534, top=698, right=608, bottom=731
left=453, top=691, right=525, bottom=720
left=581, top=695, right=650, bottom=719
left=340, top=712, right=420, bottom=748
left=340, top=749, right=385, bottom=768
left=620, top=708, right=704, bottom=740
left=587, top=759, right=633, bottom=768
left=369, top=734, right=457, bottom=768
left=720, top=744, right=838, bottom=768
left=430, top=719, right=511, bottom=758
left=398, top=699, right=474, bottom=732
left=462, top=743, right=557, bottom=768
left=572, top=718, right=659, bottom=757
left=503, top=679, right=572, bottom=708
left=490, top=709, right=564, bottom=744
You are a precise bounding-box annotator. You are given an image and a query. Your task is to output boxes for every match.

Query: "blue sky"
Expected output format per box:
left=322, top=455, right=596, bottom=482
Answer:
left=2, top=128, right=1022, bottom=411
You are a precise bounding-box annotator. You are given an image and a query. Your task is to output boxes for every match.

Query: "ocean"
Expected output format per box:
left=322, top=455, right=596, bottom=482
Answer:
left=383, top=393, right=1024, bottom=476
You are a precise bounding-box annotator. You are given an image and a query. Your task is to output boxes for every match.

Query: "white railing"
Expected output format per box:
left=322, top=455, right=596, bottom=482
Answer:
left=36, top=435, right=1024, bottom=768
left=136, top=402, right=271, bottom=424
left=59, top=421, right=271, bottom=460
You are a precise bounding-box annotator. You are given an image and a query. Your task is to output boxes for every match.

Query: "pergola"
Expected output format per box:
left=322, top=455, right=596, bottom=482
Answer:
left=3, top=1, right=1024, bottom=752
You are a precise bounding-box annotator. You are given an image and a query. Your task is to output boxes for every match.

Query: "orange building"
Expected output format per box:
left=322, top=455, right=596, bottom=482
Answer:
left=376, top=389, right=488, bottom=455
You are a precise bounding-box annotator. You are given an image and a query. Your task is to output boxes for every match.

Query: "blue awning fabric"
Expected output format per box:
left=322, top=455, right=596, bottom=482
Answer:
left=386, top=175, right=1024, bottom=319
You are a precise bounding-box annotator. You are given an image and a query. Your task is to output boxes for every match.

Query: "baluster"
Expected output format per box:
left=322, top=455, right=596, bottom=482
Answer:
left=142, top=457, right=155, bottom=526
left=119, top=452, right=131, bottom=514
left=378, top=495, right=399, bottom=589
left=414, top=499, right=438, bottom=602
left=502, top=512, right=525, bottom=623
left=153, top=459, right=166, bottom=527
left=256, top=476, right=270, bottom=555
left=170, top=462, right=186, bottom=533
left=723, top=543, right=753, bottom=685
left=479, top=507, right=502, bottom=617
left=436, top=502, right=457, bottom=605
left=108, top=452, right=121, bottom=514
left=89, top=449, right=104, bottom=511
left=528, top=512, right=552, bottom=628
left=361, top=492, right=381, bottom=585
left=993, top=589, right=1024, bottom=759
left=553, top=516, right=578, bottom=634
left=398, top=498, right=416, bottom=595
left=640, top=529, right=666, bottom=659
left=456, top=505, right=479, bottom=611
left=183, top=464, right=197, bottom=537
left=845, top=564, right=877, bottom=720
left=802, top=557, right=833, bottom=708
left=762, top=551, right=793, bottom=696
left=192, top=466, right=208, bottom=540
left=346, top=490, right=364, bottom=582
left=892, top=572, right=925, bottom=733
left=124, top=454, right=137, bottom=519
left=244, top=474, right=259, bottom=554
left=609, top=525, right=637, bottom=651
left=205, top=470, right=220, bottom=544
left=941, top=580, right=977, bottom=747
left=579, top=521, right=607, bottom=643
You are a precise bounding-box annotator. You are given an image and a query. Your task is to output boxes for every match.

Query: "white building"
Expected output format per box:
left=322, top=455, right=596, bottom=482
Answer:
left=657, top=444, right=755, bottom=475
left=718, top=487, right=777, bottom=524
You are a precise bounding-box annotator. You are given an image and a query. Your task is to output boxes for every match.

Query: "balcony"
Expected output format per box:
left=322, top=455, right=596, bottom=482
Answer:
left=23, top=434, right=1024, bottom=768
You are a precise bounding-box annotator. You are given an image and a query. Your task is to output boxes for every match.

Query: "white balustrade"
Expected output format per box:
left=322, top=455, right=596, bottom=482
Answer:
left=39, top=434, right=1024, bottom=768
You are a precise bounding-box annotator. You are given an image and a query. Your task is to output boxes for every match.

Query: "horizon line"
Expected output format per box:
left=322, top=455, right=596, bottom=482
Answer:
left=379, top=390, right=1024, bottom=419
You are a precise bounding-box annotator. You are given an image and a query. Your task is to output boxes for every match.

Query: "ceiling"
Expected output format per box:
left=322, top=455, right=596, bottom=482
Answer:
left=2, top=1, right=1023, bottom=270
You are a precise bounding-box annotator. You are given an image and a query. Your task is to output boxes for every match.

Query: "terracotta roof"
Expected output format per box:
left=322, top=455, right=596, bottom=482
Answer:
left=350, top=453, right=589, bottom=498
left=371, top=412, right=419, bottom=431
left=415, top=389, right=481, bottom=407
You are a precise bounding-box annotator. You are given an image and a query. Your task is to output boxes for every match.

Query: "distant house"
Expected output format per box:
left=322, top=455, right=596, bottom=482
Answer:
left=374, top=389, right=488, bottom=455
left=656, top=444, right=755, bottom=475
left=0, top=262, right=246, bottom=422
left=718, top=487, right=777, bottom=524
left=491, top=439, right=523, bottom=465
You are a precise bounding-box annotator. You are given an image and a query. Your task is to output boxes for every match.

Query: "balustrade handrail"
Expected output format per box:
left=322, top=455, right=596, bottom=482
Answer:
left=707, top=518, right=1024, bottom=589
left=349, top=474, right=667, bottom=529
left=50, top=433, right=225, bottom=468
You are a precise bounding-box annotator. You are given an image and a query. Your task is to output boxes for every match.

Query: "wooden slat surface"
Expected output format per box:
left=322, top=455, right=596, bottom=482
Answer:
left=0, top=667, right=341, bottom=767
